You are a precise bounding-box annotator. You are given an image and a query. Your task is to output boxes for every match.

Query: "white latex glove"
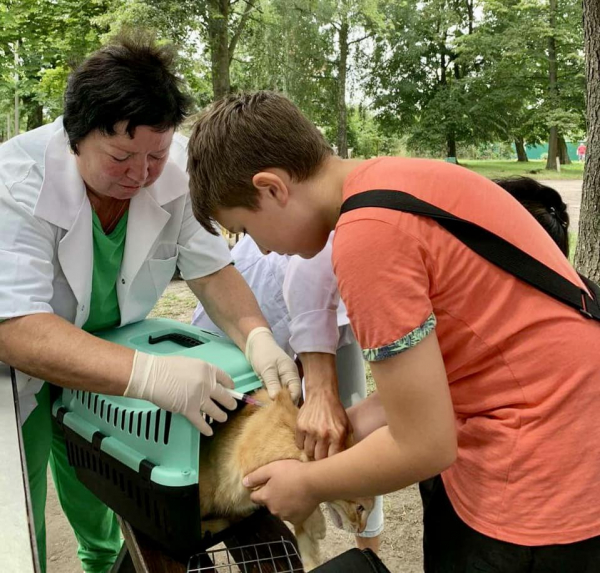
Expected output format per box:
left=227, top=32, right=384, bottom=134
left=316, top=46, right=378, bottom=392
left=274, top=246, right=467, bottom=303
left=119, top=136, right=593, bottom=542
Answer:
left=124, top=351, right=237, bottom=436
left=245, top=327, right=302, bottom=402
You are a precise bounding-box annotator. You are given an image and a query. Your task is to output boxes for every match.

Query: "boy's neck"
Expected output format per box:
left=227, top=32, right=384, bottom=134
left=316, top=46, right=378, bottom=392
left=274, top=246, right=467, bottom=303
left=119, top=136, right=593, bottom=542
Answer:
left=319, top=156, right=365, bottom=232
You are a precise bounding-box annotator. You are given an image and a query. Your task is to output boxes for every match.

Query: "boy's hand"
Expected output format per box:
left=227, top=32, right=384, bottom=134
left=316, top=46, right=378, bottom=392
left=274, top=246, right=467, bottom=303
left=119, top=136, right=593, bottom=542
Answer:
left=243, top=460, right=319, bottom=525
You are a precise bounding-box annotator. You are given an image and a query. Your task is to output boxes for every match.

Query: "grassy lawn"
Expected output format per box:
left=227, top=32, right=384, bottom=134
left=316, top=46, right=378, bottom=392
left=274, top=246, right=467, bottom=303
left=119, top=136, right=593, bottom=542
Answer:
left=148, top=281, right=198, bottom=323
left=460, top=159, right=584, bottom=180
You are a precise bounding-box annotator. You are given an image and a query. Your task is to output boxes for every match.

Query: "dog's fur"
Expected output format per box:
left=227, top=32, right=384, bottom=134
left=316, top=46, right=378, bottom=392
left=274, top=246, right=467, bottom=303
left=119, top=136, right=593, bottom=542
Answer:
left=198, top=388, right=374, bottom=570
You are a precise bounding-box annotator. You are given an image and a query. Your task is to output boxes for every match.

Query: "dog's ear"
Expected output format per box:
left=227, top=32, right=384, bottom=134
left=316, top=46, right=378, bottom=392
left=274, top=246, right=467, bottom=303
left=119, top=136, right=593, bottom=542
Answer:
left=274, top=386, right=294, bottom=405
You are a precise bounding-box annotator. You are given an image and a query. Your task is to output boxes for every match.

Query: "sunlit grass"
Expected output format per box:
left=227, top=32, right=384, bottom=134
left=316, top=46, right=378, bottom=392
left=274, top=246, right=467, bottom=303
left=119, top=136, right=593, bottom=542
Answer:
left=461, top=159, right=584, bottom=180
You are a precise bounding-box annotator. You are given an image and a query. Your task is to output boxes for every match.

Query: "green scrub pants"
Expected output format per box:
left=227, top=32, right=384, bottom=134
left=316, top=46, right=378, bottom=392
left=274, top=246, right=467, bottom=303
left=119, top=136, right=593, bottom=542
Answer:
left=22, top=383, right=122, bottom=573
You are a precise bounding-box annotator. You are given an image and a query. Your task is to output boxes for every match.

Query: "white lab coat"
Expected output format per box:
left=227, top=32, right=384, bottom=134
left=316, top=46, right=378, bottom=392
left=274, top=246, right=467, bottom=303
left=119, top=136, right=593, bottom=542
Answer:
left=0, top=117, right=232, bottom=422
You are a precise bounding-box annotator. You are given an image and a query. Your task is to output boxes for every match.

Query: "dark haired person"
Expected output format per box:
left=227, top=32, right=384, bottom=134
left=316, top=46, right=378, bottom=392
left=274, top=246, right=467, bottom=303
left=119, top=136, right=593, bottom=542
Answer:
left=495, top=177, right=570, bottom=256
left=0, top=45, right=299, bottom=572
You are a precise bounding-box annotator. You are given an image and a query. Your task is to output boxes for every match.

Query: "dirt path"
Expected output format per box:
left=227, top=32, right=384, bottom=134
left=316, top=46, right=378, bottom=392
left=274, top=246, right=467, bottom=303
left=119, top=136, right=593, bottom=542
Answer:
left=45, top=180, right=581, bottom=573
left=538, top=179, right=582, bottom=230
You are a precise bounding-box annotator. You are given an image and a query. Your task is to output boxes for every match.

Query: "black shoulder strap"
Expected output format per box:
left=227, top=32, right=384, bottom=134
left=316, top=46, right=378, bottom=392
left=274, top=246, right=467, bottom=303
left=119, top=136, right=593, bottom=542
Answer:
left=340, top=189, right=600, bottom=321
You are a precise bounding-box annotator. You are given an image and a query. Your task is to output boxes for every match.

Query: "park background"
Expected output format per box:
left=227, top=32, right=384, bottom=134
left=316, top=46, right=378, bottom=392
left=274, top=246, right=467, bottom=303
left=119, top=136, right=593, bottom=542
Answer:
left=2, top=0, right=599, bottom=570
left=0, top=0, right=591, bottom=168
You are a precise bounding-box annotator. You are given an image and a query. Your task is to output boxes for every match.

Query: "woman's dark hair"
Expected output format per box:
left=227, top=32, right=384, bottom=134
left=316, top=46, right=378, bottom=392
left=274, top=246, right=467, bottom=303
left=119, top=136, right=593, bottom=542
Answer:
left=494, top=177, right=570, bottom=257
left=63, top=33, right=193, bottom=153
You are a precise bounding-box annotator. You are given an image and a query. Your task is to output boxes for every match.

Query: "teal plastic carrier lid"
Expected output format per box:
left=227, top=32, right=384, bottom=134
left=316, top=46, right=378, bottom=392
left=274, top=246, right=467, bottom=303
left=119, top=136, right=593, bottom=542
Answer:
left=52, top=318, right=262, bottom=487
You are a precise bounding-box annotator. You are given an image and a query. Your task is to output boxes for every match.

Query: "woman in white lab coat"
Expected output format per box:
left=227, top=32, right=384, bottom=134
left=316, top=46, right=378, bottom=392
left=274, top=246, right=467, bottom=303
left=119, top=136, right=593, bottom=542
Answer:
left=0, top=36, right=299, bottom=573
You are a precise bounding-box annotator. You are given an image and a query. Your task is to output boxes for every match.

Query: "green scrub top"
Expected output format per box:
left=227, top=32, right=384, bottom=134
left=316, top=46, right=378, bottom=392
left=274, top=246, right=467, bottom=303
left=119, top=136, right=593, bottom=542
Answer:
left=82, top=210, right=128, bottom=333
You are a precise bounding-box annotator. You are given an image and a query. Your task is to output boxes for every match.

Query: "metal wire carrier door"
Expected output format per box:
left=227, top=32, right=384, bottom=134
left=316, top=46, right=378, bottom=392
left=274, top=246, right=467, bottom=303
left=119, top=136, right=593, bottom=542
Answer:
left=187, top=538, right=304, bottom=572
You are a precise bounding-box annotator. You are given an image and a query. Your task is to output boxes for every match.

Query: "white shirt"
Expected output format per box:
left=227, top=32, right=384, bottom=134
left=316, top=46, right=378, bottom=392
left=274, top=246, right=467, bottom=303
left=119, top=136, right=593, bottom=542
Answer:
left=0, top=117, right=232, bottom=421
left=192, top=233, right=351, bottom=357
left=283, top=233, right=351, bottom=355
left=192, top=235, right=293, bottom=355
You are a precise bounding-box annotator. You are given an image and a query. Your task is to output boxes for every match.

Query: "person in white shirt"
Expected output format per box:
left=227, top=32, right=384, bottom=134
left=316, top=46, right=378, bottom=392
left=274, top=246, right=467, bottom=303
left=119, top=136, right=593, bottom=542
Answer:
left=193, top=233, right=384, bottom=552
left=0, top=36, right=299, bottom=573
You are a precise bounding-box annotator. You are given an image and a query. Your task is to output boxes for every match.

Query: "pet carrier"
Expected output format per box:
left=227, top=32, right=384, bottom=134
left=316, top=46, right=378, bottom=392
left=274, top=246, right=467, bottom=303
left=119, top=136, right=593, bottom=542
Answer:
left=52, top=318, right=262, bottom=558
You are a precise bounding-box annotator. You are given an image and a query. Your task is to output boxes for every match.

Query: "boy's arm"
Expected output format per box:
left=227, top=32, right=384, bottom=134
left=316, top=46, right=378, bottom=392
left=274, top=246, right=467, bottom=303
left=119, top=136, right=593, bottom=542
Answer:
left=346, top=391, right=386, bottom=442
left=245, top=332, right=457, bottom=523
left=308, top=331, right=456, bottom=498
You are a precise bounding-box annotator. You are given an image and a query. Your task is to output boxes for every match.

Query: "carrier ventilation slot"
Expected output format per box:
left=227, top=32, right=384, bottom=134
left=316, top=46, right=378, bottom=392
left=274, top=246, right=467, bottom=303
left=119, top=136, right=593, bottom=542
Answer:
left=67, top=440, right=165, bottom=530
left=154, top=410, right=161, bottom=443
left=163, top=411, right=172, bottom=445
left=74, top=393, right=170, bottom=444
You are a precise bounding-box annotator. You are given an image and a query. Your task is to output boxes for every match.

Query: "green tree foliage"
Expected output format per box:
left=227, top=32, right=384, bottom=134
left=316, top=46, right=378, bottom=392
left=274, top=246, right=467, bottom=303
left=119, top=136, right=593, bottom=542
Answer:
left=365, top=0, right=584, bottom=165
left=0, top=0, right=588, bottom=166
left=367, top=0, right=484, bottom=160
left=0, top=0, right=111, bottom=136
left=232, top=0, right=385, bottom=156
left=449, top=0, right=584, bottom=166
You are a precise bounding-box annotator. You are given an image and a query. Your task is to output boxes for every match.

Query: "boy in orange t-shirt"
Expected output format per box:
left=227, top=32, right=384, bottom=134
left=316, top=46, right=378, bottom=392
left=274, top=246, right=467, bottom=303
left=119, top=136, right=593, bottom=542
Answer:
left=187, top=91, right=600, bottom=571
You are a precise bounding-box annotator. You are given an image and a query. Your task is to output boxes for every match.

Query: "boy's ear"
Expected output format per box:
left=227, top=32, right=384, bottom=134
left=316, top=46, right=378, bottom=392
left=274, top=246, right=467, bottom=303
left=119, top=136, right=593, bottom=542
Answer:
left=252, top=170, right=290, bottom=206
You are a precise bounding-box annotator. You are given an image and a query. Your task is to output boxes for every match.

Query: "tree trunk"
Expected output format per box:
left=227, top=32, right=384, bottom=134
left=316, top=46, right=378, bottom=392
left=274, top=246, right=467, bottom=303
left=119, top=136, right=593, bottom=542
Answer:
left=547, top=126, right=558, bottom=170
left=208, top=0, right=231, bottom=101
left=574, top=0, right=600, bottom=282
left=5, top=112, right=11, bottom=140
left=14, top=42, right=19, bottom=136
left=337, top=19, right=349, bottom=159
left=24, top=98, right=44, bottom=130
left=447, top=134, right=458, bottom=162
left=558, top=135, right=572, bottom=165
left=515, top=137, right=528, bottom=162
left=466, top=0, right=474, bottom=35
left=545, top=0, right=559, bottom=170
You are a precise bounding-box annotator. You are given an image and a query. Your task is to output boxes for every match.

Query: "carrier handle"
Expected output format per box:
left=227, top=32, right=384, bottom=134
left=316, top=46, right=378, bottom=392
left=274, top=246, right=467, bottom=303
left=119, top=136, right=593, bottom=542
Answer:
left=148, top=332, right=204, bottom=348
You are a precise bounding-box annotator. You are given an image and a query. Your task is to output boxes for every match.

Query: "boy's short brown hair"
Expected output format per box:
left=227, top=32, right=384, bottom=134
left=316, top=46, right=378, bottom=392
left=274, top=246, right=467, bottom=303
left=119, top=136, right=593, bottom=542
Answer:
left=187, top=91, right=333, bottom=234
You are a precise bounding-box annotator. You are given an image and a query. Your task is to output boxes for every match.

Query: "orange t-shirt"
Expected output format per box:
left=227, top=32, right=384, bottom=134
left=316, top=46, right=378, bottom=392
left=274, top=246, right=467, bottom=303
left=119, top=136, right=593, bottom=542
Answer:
left=333, top=157, right=600, bottom=546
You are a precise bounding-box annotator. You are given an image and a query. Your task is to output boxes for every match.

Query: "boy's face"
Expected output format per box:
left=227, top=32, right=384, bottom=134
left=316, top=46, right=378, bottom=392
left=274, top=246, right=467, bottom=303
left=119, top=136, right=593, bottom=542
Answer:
left=215, top=174, right=331, bottom=258
left=216, top=204, right=329, bottom=259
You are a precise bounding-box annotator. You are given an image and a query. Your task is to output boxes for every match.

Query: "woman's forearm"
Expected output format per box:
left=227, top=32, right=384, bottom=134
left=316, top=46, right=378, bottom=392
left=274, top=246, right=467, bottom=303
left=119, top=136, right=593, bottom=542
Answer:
left=0, top=313, right=133, bottom=394
left=300, top=351, right=339, bottom=394
left=188, top=264, right=268, bottom=350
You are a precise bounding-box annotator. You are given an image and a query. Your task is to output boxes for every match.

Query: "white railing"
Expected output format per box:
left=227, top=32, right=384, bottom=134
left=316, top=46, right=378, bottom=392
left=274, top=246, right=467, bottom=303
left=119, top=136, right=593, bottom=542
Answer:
left=0, top=363, right=38, bottom=572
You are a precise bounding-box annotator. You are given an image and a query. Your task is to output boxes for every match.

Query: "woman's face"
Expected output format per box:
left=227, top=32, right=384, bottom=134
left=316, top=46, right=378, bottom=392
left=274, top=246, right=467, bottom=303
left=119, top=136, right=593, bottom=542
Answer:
left=75, top=122, right=174, bottom=200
